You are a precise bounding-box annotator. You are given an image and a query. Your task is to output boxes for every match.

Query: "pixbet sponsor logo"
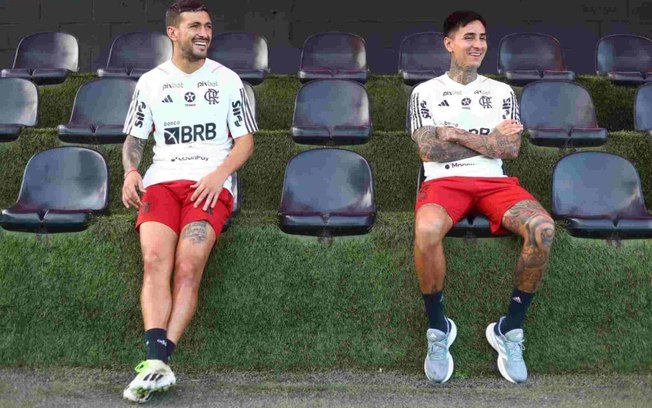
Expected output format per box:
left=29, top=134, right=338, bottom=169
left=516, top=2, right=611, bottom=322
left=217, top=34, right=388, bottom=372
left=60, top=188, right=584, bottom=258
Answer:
left=197, top=80, right=218, bottom=88
left=163, top=82, right=183, bottom=90
left=164, top=123, right=217, bottom=144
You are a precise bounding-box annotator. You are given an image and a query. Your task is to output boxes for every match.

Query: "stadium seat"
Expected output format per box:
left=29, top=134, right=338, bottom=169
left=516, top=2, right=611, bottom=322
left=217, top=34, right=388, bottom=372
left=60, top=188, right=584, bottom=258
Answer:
left=634, top=82, right=652, bottom=136
left=398, top=32, right=449, bottom=86
left=596, top=34, right=652, bottom=86
left=551, top=151, right=652, bottom=240
left=57, top=78, right=137, bottom=144
left=298, top=32, right=369, bottom=83
left=0, top=78, right=38, bottom=142
left=243, top=81, right=256, bottom=122
left=520, top=80, right=607, bottom=147
left=291, top=79, right=371, bottom=145
left=1, top=32, right=78, bottom=85
left=278, top=148, right=376, bottom=237
left=208, top=32, right=270, bottom=85
left=0, top=147, right=109, bottom=234
left=416, top=164, right=510, bottom=238
left=221, top=171, right=241, bottom=232
left=498, top=33, right=575, bottom=86
left=97, top=32, right=172, bottom=79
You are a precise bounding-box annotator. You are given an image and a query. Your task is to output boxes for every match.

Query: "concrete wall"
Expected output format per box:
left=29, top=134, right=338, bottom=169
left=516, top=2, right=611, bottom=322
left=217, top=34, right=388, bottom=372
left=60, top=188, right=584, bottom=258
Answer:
left=0, top=0, right=650, bottom=74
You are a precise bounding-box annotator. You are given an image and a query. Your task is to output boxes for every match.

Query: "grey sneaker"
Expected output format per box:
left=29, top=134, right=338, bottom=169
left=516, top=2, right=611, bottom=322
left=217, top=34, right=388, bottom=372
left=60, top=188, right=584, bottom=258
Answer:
left=424, top=318, right=457, bottom=384
left=485, top=316, right=528, bottom=383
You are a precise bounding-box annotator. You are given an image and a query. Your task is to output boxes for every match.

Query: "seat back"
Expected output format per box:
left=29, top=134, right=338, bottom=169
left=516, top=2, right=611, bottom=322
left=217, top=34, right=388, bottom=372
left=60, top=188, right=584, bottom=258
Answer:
left=634, top=82, right=652, bottom=132
left=68, top=78, right=137, bottom=126
left=300, top=32, right=367, bottom=72
left=552, top=152, right=648, bottom=219
left=15, top=147, right=109, bottom=212
left=596, top=34, right=652, bottom=75
left=105, top=31, right=172, bottom=70
left=0, top=78, right=38, bottom=126
left=520, top=80, right=599, bottom=130
left=292, top=79, right=370, bottom=133
left=398, top=32, right=449, bottom=74
left=12, top=32, right=78, bottom=71
left=280, top=148, right=375, bottom=216
left=243, top=81, right=256, bottom=121
left=209, top=32, right=269, bottom=72
left=498, top=33, right=565, bottom=73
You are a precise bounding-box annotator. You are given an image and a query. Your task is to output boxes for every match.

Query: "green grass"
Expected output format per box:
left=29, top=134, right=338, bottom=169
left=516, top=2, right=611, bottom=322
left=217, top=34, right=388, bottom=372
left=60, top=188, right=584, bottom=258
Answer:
left=0, top=213, right=650, bottom=375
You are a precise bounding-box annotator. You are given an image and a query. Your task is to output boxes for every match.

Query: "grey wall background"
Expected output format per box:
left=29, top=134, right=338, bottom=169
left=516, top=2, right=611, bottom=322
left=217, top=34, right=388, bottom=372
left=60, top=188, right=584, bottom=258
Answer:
left=0, top=0, right=651, bottom=74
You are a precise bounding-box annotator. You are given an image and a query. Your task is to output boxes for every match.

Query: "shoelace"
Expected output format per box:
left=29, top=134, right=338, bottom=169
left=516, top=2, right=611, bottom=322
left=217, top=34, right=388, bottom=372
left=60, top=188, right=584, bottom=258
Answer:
left=504, top=338, right=525, bottom=362
left=428, top=337, right=448, bottom=360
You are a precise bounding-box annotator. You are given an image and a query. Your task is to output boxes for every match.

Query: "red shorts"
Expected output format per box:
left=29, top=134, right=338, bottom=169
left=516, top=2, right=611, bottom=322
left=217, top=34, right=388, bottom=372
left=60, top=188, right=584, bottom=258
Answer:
left=415, top=176, right=537, bottom=235
left=136, top=180, right=234, bottom=237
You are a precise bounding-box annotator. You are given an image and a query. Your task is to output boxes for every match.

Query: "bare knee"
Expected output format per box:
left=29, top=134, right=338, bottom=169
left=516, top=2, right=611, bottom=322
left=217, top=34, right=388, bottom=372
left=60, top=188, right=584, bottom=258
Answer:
left=142, top=251, right=173, bottom=285
left=414, top=209, right=451, bottom=250
left=173, top=257, right=204, bottom=292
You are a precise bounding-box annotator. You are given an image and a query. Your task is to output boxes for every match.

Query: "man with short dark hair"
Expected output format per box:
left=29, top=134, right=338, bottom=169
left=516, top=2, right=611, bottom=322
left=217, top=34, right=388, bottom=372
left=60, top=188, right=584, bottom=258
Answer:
left=409, top=10, right=555, bottom=384
left=121, top=0, right=256, bottom=402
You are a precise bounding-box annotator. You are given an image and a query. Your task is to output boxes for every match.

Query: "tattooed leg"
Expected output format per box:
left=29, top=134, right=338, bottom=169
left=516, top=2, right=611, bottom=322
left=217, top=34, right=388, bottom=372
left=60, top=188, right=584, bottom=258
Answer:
left=166, top=221, right=217, bottom=343
left=501, top=200, right=555, bottom=293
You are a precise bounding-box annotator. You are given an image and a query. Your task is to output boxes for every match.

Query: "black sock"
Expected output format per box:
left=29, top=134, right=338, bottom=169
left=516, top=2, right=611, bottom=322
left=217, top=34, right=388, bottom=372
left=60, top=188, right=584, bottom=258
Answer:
left=498, top=289, right=534, bottom=334
left=166, top=339, right=176, bottom=360
left=423, top=291, right=447, bottom=333
left=145, top=328, right=169, bottom=363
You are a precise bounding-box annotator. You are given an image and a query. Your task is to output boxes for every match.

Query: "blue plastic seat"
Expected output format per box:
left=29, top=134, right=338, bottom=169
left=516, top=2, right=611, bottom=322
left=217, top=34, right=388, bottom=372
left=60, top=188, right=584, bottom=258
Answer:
left=298, top=32, right=369, bottom=83
left=0, top=78, right=38, bottom=142
left=596, top=34, right=652, bottom=86
left=97, top=32, right=172, bottom=79
left=208, top=32, right=270, bottom=85
left=398, top=32, right=449, bottom=86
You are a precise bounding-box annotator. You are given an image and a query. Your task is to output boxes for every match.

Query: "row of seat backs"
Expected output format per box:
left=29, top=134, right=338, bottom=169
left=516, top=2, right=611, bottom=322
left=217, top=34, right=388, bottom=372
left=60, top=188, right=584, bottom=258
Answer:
left=415, top=151, right=652, bottom=240
left=405, top=79, right=652, bottom=148
left=0, top=77, right=256, bottom=144
left=0, top=146, right=242, bottom=234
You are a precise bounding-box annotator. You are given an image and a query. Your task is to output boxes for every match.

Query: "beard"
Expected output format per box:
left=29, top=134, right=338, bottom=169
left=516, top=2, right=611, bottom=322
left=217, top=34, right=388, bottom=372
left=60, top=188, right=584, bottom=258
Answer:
left=179, top=40, right=209, bottom=62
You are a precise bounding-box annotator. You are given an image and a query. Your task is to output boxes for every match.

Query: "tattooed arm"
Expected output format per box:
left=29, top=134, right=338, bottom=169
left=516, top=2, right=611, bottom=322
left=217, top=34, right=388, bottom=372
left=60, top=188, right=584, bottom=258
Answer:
left=438, top=119, right=523, bottom=159
left=412, top=126, right=480, bottom=162
left=121, top=135, right=148, bottom=208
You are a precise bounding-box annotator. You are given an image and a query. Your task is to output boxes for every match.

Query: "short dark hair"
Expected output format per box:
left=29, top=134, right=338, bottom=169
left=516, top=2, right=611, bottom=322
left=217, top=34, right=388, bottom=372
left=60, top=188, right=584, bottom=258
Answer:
left=166, top=0, right=209, bottom=27
left=443, top=10, right=487, bottom=38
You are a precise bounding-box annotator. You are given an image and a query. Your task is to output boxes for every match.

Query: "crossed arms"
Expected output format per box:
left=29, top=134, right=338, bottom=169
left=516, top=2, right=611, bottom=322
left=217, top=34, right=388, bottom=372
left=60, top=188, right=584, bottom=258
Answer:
left=411, top=119, right=523, bottom=163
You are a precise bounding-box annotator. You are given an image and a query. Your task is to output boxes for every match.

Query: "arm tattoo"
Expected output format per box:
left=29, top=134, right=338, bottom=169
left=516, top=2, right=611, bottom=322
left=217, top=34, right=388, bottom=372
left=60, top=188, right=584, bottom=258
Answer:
left=181, top=221, right=209, bottom=244
left=122, top=135, right=147, bottom=173
left=453, top=127, right=521, bottom=159
left=412, top=126, right=479, bottom=163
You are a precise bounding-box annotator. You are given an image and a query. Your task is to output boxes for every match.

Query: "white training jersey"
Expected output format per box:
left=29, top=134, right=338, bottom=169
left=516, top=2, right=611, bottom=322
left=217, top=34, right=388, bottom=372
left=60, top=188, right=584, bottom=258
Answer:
left=123, top=58, right=257, bottom=194
left=409, top=73, right=519, bottom=181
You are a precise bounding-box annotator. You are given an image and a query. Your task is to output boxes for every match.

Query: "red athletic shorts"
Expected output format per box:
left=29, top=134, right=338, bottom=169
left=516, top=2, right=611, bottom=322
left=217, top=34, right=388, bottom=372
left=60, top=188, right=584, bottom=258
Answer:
left=136, top=180, right=234, bottom=237
left=415, top=176, right=537, bottom=235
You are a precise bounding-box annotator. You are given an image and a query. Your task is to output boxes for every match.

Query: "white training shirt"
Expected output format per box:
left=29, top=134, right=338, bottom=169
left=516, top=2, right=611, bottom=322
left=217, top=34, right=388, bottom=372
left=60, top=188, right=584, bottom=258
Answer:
left=409, top=73, right=519, bottom=181
left=123, top=58, right=257, bottom=194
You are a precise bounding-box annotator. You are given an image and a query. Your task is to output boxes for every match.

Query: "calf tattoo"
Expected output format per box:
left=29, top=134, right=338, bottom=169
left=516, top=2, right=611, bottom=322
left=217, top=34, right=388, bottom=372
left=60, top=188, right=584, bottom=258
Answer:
left=182, top=221, right=209, bottom=244
left=412, top=126, right=479, bottom=162
left=503, top=200, right=555, bottom=292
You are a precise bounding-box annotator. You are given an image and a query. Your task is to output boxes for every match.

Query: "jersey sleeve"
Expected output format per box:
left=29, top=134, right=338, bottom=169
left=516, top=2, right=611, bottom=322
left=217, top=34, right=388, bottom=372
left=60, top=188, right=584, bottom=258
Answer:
left=409, top=84, right=436, bottom=134
left=227, top=75, right=258, bottom=138
left=500, top=85, right=520, bottom=123
left=123, top=78, right=154, bottom=139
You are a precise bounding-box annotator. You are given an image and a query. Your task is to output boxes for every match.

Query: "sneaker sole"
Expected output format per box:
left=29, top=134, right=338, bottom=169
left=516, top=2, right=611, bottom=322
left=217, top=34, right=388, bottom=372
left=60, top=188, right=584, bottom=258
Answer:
left=485, top=323, right=521, bottom=384
left=424, top=319, right=457, bottom=384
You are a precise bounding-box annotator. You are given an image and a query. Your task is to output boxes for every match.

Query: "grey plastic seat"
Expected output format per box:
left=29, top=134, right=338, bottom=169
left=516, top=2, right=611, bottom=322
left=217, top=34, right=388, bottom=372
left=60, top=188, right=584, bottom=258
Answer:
left=552, top=152, right=652, bottom=239
left=634, top=82, right=652, bottom=136
left=596, top=34, right=652, bottom=86
left=416, top=164, right=510, bottom=238
left=520, top=80, right=607, bottom=147
left=278, top=148, right=376, bottom=237
left=1, top=32, right=78, bottom=85
left=291, top=79, right=371, bottom=145
left=221, top=171, right=241, bottom=232
left=0, top=147, right=109, bottom=233
left=208, top=32, right=269, bottom=85
left=97, top=32, right=172, bottom=79
left=57, top=78, right=137, bottom=144
left=498, top=33, right=575, bottom=86
left=0, top=78, right=38, bottom=142
left=398, top=32, right=449, bottom=86
left=298, top=32, right=369, bottom=83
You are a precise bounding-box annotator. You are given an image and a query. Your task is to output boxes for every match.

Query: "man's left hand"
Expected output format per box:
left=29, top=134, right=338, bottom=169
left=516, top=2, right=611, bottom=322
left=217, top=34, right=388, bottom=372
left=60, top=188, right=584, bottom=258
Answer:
left=190, top=170, right=228, bottom=211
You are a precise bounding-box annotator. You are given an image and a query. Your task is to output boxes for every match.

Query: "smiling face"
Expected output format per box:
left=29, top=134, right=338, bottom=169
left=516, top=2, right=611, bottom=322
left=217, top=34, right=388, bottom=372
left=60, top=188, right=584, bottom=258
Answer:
left=444, top=20, right=487, bottom=70
left=168, top=10, right=212, bottom=62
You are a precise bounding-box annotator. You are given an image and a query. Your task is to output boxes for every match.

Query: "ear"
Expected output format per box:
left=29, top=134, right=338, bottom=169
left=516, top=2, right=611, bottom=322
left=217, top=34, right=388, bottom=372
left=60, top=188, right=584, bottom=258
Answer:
left=443, top=36, right=453, bottom=53
left=167, top=26, right=178, bottom=42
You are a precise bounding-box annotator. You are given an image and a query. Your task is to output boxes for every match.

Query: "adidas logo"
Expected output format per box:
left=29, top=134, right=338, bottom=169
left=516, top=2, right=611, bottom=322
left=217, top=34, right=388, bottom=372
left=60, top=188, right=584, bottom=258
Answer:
left=162, top=95, right=173, bottom=103
left=512, top=296, right=522, bottom=304
left=438, top=100, right=450, bottom=107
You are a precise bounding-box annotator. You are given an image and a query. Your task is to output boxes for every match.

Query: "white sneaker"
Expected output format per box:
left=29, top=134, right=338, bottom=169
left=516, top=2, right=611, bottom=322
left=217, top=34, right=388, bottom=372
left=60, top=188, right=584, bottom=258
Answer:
left=424, top=318, right=457, bottom=384
left=123, top=359, right=176, bottom=403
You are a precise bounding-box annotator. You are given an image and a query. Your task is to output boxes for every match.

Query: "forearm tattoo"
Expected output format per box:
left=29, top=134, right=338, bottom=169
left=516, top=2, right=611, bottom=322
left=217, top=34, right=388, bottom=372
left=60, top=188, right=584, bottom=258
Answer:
left=122, top=135, right=147, bottom=173
left=181, top=221, right=209, bottom=245
left=502, top=200, right=555, bottom=292
left=454, top=128, right=521, bottom=159
left=412, top=126, right=479, bottom=163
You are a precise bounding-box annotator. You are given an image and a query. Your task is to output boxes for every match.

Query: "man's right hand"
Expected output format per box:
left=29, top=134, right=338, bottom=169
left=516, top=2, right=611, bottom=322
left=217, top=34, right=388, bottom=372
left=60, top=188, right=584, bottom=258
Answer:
left=122, top=171, right=147, bottom=209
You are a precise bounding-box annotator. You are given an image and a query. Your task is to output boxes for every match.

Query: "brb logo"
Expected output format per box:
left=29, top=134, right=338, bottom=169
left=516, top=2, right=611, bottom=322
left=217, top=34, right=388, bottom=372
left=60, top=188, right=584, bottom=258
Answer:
left=164, top=123, right=217, bottom=144
left=134, top=101, right=147, bottom=128
left=231, top=100, right=243, bottom=126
